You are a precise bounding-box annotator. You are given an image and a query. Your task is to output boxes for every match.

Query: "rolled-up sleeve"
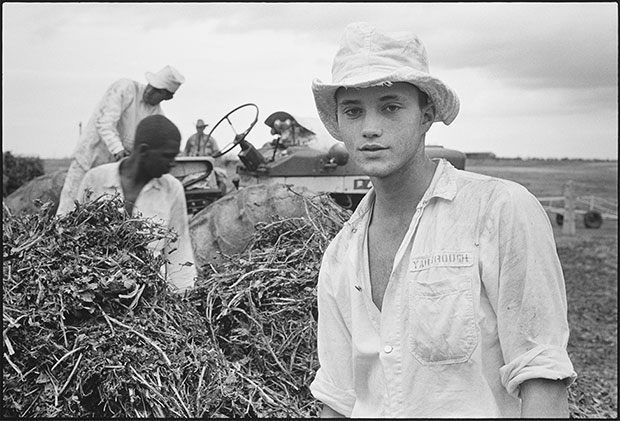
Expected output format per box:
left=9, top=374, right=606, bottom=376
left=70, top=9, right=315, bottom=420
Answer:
left=488, top=183, right=577, bottom=398
left=310, top=245, right=356, bottom=416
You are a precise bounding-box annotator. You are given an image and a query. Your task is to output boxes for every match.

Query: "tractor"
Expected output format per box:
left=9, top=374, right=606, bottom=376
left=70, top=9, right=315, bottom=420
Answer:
left=171, top=103, right=467, bottom=214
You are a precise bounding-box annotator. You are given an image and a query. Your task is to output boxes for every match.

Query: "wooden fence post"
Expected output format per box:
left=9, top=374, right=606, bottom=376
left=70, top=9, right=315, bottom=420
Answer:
left=562, top=180, right=576, bottom=235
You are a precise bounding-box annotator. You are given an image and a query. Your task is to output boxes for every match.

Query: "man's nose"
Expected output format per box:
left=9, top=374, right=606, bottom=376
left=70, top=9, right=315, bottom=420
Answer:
left=361, top=113, right=383, bottom=138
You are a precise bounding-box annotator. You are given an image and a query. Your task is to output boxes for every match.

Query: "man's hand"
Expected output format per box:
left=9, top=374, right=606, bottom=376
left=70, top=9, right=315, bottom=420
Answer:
left=113, top=150, right=129, bottom=161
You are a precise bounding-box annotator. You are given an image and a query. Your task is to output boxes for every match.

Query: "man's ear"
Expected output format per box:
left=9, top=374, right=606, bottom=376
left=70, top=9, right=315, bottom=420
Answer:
left=422, top=103, right=436, bottom=124
left=136, top=143, right=149, bottom=156
left=421, top=103, right=436, bottom=132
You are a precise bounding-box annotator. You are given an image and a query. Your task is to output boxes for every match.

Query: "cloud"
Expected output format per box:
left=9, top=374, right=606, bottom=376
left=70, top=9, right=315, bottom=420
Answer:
left=208, top=3, right=618, bottom=91
left=416, top=4, right=617, bottom=91
left=6, top=3, right=616, bottom=90
left=2, top=2, right=617, bottom=160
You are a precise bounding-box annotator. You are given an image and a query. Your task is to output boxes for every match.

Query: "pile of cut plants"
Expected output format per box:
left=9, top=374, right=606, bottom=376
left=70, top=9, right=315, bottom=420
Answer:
left=2, top=192, right=350, bottom=418
left=2, top=196, right=232, bottom=417
left=187, top=193, right=350, bottom=417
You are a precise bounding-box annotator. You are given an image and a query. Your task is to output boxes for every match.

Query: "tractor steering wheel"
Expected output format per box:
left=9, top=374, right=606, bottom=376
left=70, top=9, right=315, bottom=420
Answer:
left=208, top=103, right=259, bottom=158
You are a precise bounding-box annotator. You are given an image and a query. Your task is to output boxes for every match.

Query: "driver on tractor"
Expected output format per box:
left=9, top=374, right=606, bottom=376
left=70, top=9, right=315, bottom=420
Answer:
left=264, top=111, right=317, bottom=149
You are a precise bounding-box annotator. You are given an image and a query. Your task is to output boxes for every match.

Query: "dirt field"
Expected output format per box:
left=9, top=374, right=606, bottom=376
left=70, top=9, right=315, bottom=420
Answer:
left=40, top=156, right=618, bottom=417
left=467, top=158, right=618, bottom=418
left=42, top=157, right=72, bottom=174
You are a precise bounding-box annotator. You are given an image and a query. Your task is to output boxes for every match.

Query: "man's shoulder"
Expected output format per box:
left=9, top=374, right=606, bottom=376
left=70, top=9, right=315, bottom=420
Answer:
left=81, top=162, right=119, bottom=190
left=159, top=173, right=185, bottom=192
left=453, top=168, right=532, bottom=198
left=106, top=79, right=143, bottom=96
left=450, top=168, right=541, bottom=217
left=85, top=161, right=117, bottom=176
left=111, top=78, right=141, bottom=87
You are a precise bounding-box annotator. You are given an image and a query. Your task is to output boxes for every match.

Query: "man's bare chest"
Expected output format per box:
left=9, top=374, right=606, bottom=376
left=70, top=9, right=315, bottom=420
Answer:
left=368, top=224, right=409, bottom=310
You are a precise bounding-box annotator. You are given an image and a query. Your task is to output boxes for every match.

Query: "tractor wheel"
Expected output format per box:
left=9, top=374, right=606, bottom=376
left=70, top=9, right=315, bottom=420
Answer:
left=583, top=210, right=603, bottom=229
left=555, top=213, right=564, bottom=226
left=189, top=183, right=318, bottom=268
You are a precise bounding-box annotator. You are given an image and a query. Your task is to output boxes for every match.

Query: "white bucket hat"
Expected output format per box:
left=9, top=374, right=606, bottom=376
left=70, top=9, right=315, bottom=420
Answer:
left=312, top=22, right=460, bottom=141
left=145, top=65, right=185, bottom=94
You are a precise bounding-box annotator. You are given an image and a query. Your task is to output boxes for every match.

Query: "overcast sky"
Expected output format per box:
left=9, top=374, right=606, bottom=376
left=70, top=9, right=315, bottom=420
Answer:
left=2, top=2, right=618, bottom=160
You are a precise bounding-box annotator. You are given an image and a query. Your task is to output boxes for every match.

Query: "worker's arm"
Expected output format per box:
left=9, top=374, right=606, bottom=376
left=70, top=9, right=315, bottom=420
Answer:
left=520, top=378, right=569, bottom=418
left=95, top=79, right=133, bottom=156
left=320, top=404, right=345, bottom=418
left=183, top=136, right=193, bottom=156
left=486, top=186, right=576, bottom=405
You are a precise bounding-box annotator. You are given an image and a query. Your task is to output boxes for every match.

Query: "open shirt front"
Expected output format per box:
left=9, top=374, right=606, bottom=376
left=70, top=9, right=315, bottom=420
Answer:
left=310, top=159, right=576, bottom=418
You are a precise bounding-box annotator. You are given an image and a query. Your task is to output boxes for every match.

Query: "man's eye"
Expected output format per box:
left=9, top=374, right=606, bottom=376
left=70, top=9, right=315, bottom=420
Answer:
left=384, top=104, right=402, bottom=112
left=342, top=108, right=362, bottom=118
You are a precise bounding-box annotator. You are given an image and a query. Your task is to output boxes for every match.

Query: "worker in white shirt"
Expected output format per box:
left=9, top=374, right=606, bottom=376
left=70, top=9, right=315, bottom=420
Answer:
left=56, top=65, right=185, bottom=215
left=73, top=114, right=196, bottom=294
left=309, top=22, right=576, bottom=418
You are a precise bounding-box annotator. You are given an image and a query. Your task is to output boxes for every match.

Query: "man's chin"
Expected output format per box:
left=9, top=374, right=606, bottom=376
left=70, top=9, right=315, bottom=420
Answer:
left=355, top=162, right=391, bottom=179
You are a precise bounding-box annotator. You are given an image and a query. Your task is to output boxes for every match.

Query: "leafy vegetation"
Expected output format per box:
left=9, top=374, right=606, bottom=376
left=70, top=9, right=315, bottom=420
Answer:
left=3, top=152, right=44, bottom=197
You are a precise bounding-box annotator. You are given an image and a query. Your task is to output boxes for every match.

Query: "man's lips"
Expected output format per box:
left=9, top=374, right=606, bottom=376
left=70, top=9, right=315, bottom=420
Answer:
left=359, top=144, right=387, bottom=152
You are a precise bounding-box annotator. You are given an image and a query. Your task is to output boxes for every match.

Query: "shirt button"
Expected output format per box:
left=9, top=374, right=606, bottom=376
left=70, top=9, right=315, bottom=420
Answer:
left=384, top=345, right=393, bottom=354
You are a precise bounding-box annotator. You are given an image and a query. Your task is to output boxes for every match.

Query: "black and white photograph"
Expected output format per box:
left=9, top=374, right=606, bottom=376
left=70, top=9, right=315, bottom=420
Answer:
left=2, top=2, right=617, bottom=418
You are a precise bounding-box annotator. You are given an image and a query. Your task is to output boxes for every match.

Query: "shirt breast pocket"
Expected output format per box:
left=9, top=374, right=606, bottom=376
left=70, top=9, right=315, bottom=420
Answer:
left=409, top=274, right=479, bottom=365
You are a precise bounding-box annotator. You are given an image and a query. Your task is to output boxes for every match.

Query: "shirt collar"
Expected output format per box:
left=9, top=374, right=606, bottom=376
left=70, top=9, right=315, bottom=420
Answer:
left=102, top=159, right=165, bottom=191
left=346, top=158, right=458, bottom=231
left=423, top=158, right=458, bottom=203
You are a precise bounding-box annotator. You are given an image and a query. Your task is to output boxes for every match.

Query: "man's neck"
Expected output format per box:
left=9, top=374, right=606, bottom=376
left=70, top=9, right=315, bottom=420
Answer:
left=370, top=157, right=437, bottom=222
left=119, top=157, right=151, bottom=184
left=118, top=157, right=151, bottom=214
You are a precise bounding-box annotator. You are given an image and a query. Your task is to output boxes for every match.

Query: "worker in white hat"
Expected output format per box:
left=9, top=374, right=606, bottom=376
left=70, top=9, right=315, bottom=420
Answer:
left=56, top=65, right=185, bottom=215
left=310, top=22, right=575, bottom=418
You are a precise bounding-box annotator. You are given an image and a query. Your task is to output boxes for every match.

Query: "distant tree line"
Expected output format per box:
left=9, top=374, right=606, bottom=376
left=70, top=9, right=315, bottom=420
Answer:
left=3, top=151, right=44, bottom=197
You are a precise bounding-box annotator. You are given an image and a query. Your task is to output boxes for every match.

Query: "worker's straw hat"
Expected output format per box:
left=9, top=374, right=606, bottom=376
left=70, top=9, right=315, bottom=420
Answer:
left=146, top=65, right=185, bottom=94
left=312, top=22, right=460, bottom=141
left=195, top=119, right=208, bottom=128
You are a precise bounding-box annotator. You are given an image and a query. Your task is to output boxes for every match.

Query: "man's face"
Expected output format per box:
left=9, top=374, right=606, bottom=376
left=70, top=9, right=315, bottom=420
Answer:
left=141, top=138, right=180, bottom=179
left=196, top=125, right=205, bottom=133
left=143, top=85, right=174, bottom=106
left=336, top=82, right=433, bottom=180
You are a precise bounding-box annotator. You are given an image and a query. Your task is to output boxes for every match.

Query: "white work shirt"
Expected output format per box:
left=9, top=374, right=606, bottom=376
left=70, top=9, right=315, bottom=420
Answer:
left=73, top=79, right=163, bottom=170
left=310, top=159, right=576, bottom=418
left=77, top=161, right=197, bottom=294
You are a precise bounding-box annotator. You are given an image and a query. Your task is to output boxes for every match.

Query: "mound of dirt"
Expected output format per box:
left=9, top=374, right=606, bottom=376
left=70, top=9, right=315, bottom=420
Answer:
left=4, top=169, right=66, bottom=215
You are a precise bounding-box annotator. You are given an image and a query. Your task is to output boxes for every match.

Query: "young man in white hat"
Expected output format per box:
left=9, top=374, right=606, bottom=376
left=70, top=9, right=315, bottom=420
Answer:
left=310, top=22, right=576, bottom=418
left=74, top=114, right=196, bottom=294
left=56, top=65, right=185, bottom=215
left=183, top=119, right=220, bottom=157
